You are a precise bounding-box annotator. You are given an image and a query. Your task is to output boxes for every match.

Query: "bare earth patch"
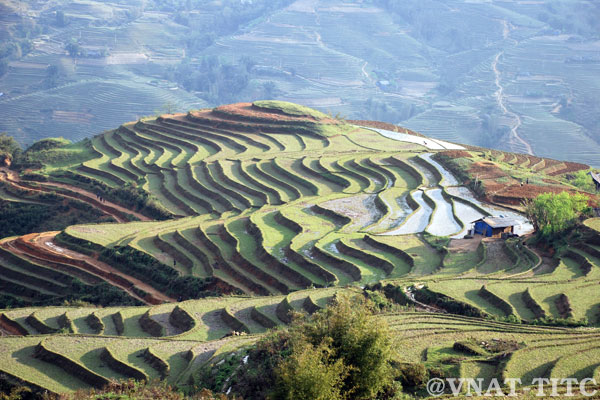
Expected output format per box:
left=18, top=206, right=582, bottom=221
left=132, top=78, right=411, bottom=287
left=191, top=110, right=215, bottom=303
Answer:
left=449, top=236, right=483, bottom=253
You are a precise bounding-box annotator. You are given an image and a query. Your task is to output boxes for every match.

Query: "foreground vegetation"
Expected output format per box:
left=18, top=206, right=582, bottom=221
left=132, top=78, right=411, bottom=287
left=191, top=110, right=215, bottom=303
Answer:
left=3, top=288, right=600, bottom=398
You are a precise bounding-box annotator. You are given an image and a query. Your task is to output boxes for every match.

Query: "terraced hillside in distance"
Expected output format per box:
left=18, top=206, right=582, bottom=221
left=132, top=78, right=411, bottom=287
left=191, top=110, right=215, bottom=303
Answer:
left=2, top=0, right=600, bottom=167
left=1, top=101, right=600, bottom=397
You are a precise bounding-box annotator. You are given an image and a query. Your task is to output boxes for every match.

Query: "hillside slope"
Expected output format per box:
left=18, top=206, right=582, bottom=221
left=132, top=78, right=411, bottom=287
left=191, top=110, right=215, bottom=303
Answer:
left=0, top=100, right=594, bottom=305
left=1, top=101, right=600, bottom=396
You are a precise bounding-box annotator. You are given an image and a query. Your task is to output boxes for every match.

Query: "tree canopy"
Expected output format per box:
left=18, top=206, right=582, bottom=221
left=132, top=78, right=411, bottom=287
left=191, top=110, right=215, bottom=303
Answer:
left=0, top=132, right=21, bottom=165
left=524, top=191, right=590, bottom=238
left=230, top=295, right=397, bottom=400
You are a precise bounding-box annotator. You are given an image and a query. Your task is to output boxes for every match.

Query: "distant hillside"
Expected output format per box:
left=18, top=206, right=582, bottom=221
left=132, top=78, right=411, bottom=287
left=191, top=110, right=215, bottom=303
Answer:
left=1, top=0, right=600, bottom=166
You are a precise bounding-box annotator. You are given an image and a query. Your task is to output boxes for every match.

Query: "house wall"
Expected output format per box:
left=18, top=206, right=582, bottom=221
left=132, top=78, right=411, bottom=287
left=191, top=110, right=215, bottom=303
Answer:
left=474, top=221, right=492, bottom=237
left=491, top=226, right=513, bottom=238
left=474, top=222, right=514, bottom=237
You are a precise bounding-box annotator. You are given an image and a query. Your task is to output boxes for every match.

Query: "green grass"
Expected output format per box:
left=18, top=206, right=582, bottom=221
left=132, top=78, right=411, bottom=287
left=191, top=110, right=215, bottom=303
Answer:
left=2, top=290, right=600, bottom=394
left=319, top=157, right=364, bottom=194
left=584, top=218, right=600, bottom=233
left=252, top=210, right=325, bottom=286
left=67, top=308, right=100, bottom=335
left=315, top=234, right=382, bottom=285
left=549, top=345, right=600, bottom=380
left=426, top=280, right=507, bottom=318
left=345, top=237, right=411, bottom=278
left=65, top=219, right=188, bottom=248
left=373, top=234, right=441, bottom=275
left=31, top=139, right=97, bottom=172
left=252, top=100, right=330, bottom=120
left=225, top=218, right=299, bottom=292
left=0, top=337, right=90, bottom=393
left=442, top=247, right=482, bottom=275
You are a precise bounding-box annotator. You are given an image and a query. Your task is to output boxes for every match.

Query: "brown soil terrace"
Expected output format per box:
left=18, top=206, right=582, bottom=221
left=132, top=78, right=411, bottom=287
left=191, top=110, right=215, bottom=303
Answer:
left=463, top=157, right=595, bottom=207
left=0, top=232, right=174, bottom=305
left=0, top=167, right=168, bottom=305
left=179, top=107, right=337, bottom=134
left=0, top=167, right=150, bottom=223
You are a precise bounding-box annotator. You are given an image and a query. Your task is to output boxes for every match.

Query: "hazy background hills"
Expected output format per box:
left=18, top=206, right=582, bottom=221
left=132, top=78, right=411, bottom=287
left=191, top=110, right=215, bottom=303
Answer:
left=0, top=0, right=599, bottom=165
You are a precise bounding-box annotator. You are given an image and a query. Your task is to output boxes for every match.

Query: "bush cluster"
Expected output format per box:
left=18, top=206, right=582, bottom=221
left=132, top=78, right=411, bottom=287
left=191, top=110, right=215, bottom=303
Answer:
left=0, top=195, right=111, bottom=239
left=226, top=295, right=402, bottom=400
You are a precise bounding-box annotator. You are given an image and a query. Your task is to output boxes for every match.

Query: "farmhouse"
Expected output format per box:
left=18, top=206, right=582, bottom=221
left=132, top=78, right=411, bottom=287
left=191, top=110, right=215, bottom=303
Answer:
left=472, top=216, right=520, bottom=238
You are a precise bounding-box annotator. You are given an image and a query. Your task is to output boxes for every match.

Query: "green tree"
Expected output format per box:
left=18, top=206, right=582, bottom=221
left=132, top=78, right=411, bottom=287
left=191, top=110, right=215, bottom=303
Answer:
left=0, top=132, right=21, bottom=165
left=299, top=295, right=394, bottom=399
left=65, top=42, right=81, bottom=57
left=524, top=191, right=590, bottom=238
left=233, top=295, right=396, bottom=400
left=275, top=340, right=347, bottom=400
left=262, top=81, right=276, bottom=99
left=44, top=64, right=60, bottom=88
left=0, top=58, right=8, bottom=77
left=571, top=170, right=596, bottom=192
left=56, top=10, right=66, bottom=27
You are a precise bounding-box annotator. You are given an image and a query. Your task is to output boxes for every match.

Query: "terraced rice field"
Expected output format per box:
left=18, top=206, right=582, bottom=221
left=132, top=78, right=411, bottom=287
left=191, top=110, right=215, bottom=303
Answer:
left=1, top=101, right=598, bottom=395
left=0, top=101, right=567, bottom=310
left=2, top=289, right=600, bottom=395
left=0, top=288, right=345, bottom=394
left=12, top=101, right=508, bottom=298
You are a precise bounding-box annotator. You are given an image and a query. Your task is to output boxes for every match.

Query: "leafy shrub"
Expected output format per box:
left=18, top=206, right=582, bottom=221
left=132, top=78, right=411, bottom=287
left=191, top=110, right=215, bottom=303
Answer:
left=0, top=188, right=113, bottom=238
left=531, top=316, right=589, bottom=327
left=365, top=283, right=411, bottom=306
left=65, top=379, right=234, bottom=399
left=25, top=137, right=70, bottom=153
left=395, top=362, right=428, bottom=390
left=230, top=295, right=397, bottom=400
left=413, top=287, right=487, bottom=318
left=363, top=289, right=394, bottom=310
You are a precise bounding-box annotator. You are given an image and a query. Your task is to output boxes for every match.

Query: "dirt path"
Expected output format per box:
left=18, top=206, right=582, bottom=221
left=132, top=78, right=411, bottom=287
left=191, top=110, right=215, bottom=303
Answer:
left=0, top=167, right=150, bottom=222
left=492, top=51, right=532, bottom=155
left=491, top=20, right=532, bottom=155
left=361, top=61, right=375, bottom=86
left=1, top=232, right=175, bottom=305
left=0, top=168, right=172, bottom=306
left=449, top=235, right=483, bottom=252
left=38, top=181, right=151, bottom=222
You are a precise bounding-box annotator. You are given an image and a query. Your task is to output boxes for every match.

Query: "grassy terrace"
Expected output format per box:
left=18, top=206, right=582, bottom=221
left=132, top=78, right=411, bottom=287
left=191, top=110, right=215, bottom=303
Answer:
left=34, top=103, right=458, bottom=294
left=2, top=288, right=600, bottom=394
left=49, top=100, right=597, bottom=307
left=3, top=101, right=600, bottom=395
left=4, top=289, right=339, bottom=392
